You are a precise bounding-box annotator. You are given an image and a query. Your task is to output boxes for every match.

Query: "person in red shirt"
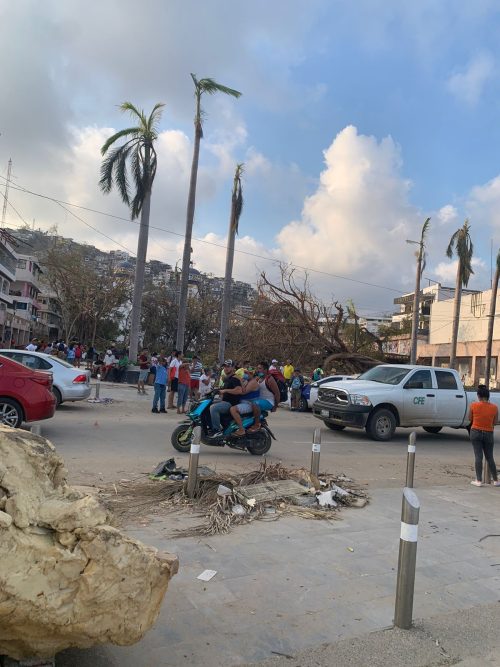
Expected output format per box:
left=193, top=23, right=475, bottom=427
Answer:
left=137, top=349, right=149, bottom=395
left=177, top=355, right=191, bottom=414
left=468, top=385, right=500, bottom=487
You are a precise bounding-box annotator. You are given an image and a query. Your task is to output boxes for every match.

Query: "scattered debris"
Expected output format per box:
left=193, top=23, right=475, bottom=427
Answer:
left=103, top=460, right=369, bottom=537
left=197, top=569, right=217, bottom=582
left=87, top=397, right=114, bottom=404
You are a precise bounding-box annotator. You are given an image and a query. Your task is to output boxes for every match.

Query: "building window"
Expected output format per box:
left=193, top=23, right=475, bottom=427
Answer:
left=16, top=260, right=26, bottom=270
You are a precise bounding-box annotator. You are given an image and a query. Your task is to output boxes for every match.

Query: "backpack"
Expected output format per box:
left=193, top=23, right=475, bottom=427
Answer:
left=268, top=369, right=288, bottom=403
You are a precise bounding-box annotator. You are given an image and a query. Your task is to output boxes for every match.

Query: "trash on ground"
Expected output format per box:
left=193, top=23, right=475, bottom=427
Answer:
left=316, top=490, right=338, bottom=507
left=103, top=460, right=369, bottom=537
left=87, top=397, right=114, bottom=404
left=197, top=569, right=217, bottom=582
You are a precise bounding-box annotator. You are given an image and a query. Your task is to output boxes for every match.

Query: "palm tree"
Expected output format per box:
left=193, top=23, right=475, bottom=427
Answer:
left=99, top=101, right=164, bottom=360
left=446, top=220, right=474, bottom=370
left=176, top=75, right=242, bottom=351
left=407, top=217, right=431, bottom=364
left=485, top=249, right=500, bottom=386
left=218, top=164, right=244, bottom=364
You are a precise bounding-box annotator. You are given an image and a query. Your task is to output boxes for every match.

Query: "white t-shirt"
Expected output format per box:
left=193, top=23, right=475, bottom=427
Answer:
left=169, top=357, right=181, bottom=378
left=26, top=343, right=37, bottom=351
left=199, top=373, right=211, bottom=397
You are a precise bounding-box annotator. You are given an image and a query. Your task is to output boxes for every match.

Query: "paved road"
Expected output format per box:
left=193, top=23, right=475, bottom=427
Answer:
left=39, top=382, right=477, bottom=489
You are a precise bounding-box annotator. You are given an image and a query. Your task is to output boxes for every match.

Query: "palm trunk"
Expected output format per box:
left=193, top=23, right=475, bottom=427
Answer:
left=128, top=187, right=151, bottom=360
left=449, top=263, right=462, bottom=370
left=410, top=252, right=423, bottom=364
left=218, top=213, right=236, bottom=364
left=176, top=96, right=202, bottom=352
left=485, top=265, right=499, bottom=387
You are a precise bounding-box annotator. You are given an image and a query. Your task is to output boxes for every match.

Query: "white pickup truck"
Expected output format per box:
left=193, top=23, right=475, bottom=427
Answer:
left=312, top=364, right=500, bottom=441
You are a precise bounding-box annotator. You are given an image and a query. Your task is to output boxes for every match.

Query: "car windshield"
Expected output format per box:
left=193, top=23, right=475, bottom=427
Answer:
left=358, top=366, right=411, bottom=385
left=43, top=355, right=73, bottom=369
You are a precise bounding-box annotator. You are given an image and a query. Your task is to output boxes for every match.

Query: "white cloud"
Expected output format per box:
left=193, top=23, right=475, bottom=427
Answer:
left=446, top=52, right=495, bottom=106
left=437, top=204, right=458, bottom=225
left=274, top=125, right=421, bottom=303
left=433, top=257, right=486, bottom=285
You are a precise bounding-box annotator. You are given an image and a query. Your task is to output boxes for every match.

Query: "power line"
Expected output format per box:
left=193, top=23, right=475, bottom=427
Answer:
left=0, top=175, right=405, bottom=295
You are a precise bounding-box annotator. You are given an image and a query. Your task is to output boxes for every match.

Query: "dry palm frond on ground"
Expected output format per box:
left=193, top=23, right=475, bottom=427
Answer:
left=100, top=460, right=369, bottom=537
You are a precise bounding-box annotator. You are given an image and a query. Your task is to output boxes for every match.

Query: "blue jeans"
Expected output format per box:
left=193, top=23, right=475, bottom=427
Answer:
left=210, top=401, right=231, bottom=431
left=153, top=383, right=166, bottom=410
left=177, top=382, right=189, bottom=409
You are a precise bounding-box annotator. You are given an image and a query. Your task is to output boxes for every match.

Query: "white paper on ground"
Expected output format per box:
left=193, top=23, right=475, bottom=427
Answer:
left=197, top=569, right=217, bottom=581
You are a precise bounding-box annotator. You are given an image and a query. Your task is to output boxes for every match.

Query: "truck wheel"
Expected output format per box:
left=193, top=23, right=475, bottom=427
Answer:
left=298, top=397, right=309, bottom=412
left=423, top=426, right=442, bottom=434
left=366, top=408, right=396, bottom=441
left=325, top=422, right=345, bottom=431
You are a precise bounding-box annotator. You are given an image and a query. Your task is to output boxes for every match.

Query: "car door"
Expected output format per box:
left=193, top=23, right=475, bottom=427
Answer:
left=402, top=369, right=437, bottom=425
left=434, top=369, right=466, bottom=425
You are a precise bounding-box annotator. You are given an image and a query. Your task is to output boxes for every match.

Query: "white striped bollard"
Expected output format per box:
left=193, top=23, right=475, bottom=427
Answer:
left=310, top=427, right=321, bottom=477
left=406, top=431, right=416, bottom=488
left=95, top=373, right=101, bottom=400
left=394, top=487, right=420, bottom=629
left=187, top=425, right=201, bottom=499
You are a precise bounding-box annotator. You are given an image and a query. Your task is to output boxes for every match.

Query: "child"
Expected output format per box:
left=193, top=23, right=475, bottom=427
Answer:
left=290, top=368, right=304, bottom=411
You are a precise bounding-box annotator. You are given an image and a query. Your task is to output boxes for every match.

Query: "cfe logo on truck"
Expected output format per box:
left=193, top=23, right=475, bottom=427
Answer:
left=413, top=397, right=425, bottom=405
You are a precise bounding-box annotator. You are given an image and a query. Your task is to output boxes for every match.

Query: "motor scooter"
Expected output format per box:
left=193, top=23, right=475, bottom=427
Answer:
left=170, top=390, right=276, bottom=455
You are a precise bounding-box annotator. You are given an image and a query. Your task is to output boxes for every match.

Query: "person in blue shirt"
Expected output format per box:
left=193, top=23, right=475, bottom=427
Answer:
left=152, top=358, right=168, bottom=414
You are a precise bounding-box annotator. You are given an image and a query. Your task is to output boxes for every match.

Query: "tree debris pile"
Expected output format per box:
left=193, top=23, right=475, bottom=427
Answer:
left=104, top=460, right=369, bottom=537
left=0, top=427, right=178, bottom=661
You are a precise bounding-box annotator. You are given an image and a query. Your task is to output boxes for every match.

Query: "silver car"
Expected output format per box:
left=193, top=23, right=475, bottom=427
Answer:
left=0, top=350, right=91, bottom=407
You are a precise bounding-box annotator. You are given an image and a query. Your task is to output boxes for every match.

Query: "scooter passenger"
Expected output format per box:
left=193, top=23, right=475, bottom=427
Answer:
left=230, top=367, right=260, bottom=436
left=209, top=360, right=242, bottom=438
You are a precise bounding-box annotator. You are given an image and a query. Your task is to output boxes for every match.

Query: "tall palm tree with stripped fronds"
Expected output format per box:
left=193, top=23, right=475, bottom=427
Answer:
left=485, top=249, right=500, bottom=386
left=446, top=220, right=474, bottom=370
left=99, top=101, right=164, bottom=360
left=176, top=75, right=242, bottom=351
left=218, top=163, right=244, bottom=363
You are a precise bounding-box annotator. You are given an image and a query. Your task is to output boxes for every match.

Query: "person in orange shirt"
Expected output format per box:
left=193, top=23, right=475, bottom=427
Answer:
left=468, top=385, right=500, bottom=487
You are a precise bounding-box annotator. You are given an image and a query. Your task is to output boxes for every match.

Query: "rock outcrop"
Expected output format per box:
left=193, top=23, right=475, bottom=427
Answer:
left=0, top=427, right=178, bottom=660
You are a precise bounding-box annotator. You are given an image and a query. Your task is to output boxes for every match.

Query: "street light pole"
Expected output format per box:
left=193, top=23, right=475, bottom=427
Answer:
left=407, top=218, right=430, bottom=365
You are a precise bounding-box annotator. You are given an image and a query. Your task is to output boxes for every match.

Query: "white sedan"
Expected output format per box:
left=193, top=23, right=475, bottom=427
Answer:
left=0, top=350, right=91, bottom=407
left=308, top=375, right=357, bottom=408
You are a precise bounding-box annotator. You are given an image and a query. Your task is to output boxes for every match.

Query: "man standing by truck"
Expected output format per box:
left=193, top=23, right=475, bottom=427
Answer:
left=468, top=385, right=500, bottom=487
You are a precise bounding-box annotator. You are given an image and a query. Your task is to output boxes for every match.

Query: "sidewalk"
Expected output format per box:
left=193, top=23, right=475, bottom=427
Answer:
left=57, top=483, right=500, bottom=666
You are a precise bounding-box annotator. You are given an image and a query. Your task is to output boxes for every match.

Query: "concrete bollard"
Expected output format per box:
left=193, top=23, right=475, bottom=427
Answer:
left=394, top=487, right=420, bottom=629
left=186, top=426, right=201, bottom=499
left=310, top=427, right=321, bottom=477
left=406, top=431, right=416, bottom=488
left=95, top=373, right=101, bottom=400
left=30, top=424, right=41, bottom=436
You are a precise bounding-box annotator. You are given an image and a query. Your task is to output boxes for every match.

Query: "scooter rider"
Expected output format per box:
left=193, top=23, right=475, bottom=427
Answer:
left=256, top=361, right=281, bottom=416
left=209, top=360, right=242, bottom=438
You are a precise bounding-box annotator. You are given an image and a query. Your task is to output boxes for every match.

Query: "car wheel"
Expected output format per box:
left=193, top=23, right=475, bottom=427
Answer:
left=0, top=398, right=23, bottom=428
left=423, top=426, right=442, bottom=434
left=325, top=422, right=345, bottom=431
left=366, top=408, right=396, bottom=441
left=298, top=397, right=309, bottom=412
left=53, top=387, right=62, bottom=408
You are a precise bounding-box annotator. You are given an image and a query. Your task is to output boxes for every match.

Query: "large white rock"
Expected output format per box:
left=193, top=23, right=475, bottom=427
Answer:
left=0, top=427, right=178, bottom=660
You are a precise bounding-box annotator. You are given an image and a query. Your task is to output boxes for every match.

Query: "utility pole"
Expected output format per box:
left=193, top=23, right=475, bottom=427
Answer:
left=1, top=158, right=12, bottom=225
left=407, top=218, right=430, bottom=365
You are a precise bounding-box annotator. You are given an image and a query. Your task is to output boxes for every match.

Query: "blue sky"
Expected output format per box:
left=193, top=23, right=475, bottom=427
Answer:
left=1, top=0, right=500, bottom=314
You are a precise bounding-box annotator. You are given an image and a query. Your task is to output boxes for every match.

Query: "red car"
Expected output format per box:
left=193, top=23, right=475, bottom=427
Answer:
left=0, top=354, right=56, bottom=427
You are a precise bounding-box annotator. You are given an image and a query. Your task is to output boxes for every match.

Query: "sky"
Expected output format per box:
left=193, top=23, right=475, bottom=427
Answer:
left=1, top=0, right=500, bottom=317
